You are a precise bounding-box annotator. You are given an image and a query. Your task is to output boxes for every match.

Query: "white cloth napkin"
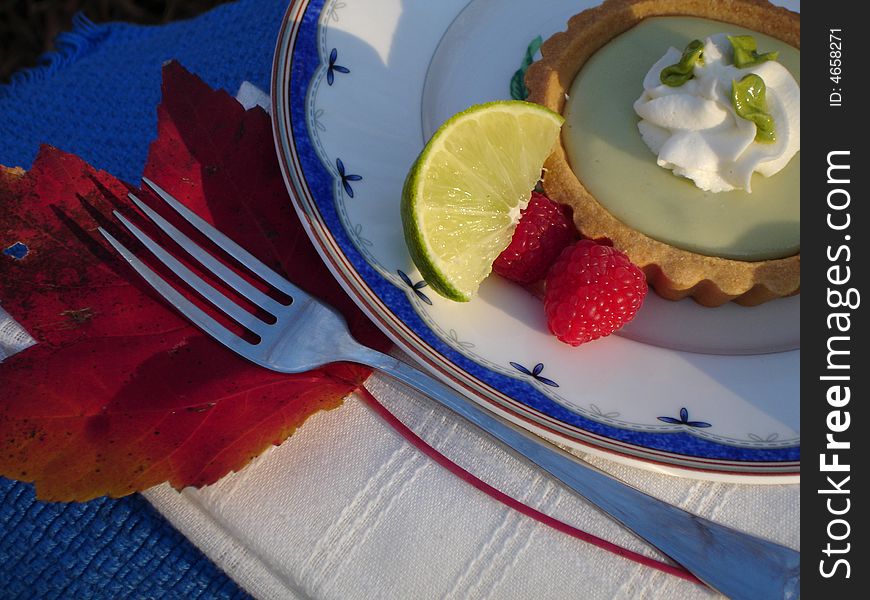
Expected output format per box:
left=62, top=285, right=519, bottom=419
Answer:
left=143, top=371, right=799, bottom=600
left=0, top=83, right=799, bottom=599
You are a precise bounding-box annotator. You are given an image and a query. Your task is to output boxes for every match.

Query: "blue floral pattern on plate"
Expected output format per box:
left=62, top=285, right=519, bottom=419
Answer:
left=397, top=270, right=432, bottom=305
left=509, top=362, right=559, bottom=388
left=658, top=408, right=712, bottom=429
left=335, top=158, right=361, bottom=198
left=326, top=48, right=350, bottom=85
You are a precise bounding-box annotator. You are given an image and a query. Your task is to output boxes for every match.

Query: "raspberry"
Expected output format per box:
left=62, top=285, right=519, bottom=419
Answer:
left=544, top=240, right=647, bottom=346
left=493, top=192, right=575, bottom=284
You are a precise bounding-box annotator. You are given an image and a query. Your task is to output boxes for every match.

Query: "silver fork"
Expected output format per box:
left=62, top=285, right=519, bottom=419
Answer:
left=100, top=177, right=799, bottom=600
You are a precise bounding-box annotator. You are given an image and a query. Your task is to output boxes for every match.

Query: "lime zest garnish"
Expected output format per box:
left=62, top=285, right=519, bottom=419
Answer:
left=728, top=35, right=779, bottom=68
left=660, top=39, right=704, bottom=87
left=732, top=74, right=776, bottom=143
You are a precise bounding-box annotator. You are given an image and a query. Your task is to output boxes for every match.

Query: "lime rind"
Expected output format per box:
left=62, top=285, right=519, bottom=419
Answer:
left=401, top=169, right=468, bottom=301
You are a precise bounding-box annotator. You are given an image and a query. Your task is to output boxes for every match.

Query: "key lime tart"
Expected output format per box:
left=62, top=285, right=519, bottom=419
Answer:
left=526, top=0, right=800, bottom=306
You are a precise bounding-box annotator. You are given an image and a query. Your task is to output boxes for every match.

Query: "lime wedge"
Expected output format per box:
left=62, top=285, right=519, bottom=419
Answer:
left=401, top=101, right=564, bottom=301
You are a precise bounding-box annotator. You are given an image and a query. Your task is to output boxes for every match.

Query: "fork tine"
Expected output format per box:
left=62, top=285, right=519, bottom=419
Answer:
left=111, top=210, right=269, bottom=336
left=98, top=227, right=255, bottom=356
left=128, top=192, right=284, bottom=316
left=141, top=177, right=302, bottom=297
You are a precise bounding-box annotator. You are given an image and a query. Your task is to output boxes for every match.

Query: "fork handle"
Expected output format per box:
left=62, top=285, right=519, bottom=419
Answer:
left=353, top=347, right=799, bottom=599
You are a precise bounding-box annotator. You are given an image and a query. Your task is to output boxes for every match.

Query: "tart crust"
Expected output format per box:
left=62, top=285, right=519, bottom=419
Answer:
left=526, top=0, right=800, bottom=306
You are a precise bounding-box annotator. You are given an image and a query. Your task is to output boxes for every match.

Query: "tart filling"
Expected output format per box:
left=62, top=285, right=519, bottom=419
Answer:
left=526, top=0, right=800, bottom=306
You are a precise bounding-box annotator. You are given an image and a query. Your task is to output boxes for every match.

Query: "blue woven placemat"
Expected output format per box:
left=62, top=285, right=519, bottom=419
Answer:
left=1, top=0, right=290, bottom=596
left=0, top=478, right=247, bottom=598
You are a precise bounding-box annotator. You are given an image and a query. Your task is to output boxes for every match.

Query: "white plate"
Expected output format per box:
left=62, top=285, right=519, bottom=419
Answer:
left=271, top=0, right=800, bottom=481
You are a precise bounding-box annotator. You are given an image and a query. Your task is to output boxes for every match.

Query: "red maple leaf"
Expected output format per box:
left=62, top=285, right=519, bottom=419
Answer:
left=0, top=62, right=389, bottom=502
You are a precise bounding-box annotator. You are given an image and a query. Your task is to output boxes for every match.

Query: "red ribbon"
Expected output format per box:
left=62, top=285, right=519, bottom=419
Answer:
left=358, top=386, right=701, bottom=585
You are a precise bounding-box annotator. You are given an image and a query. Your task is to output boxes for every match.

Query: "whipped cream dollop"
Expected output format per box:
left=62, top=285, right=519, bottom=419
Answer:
left=633, top=34, right=800, bottom=193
